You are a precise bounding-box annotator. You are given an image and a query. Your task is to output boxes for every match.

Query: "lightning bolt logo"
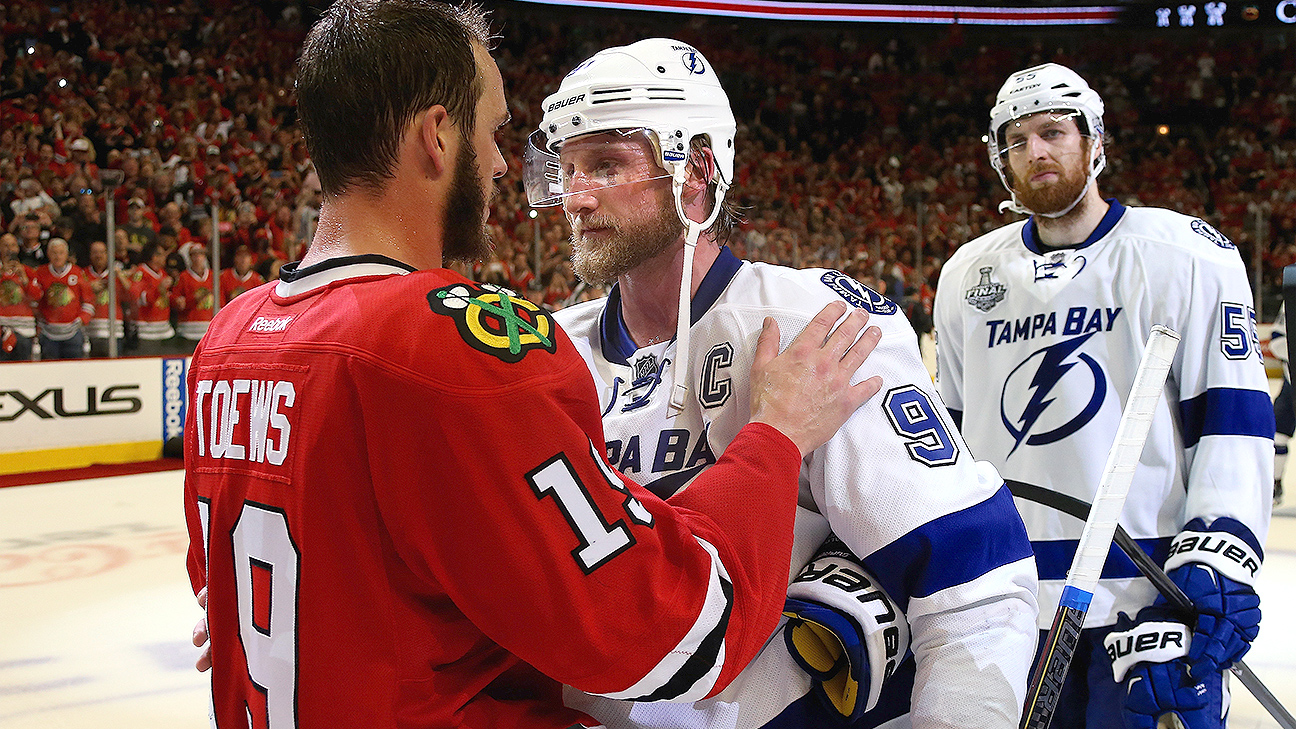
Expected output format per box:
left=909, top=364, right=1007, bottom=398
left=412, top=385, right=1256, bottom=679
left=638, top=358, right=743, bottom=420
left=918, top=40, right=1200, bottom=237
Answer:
left=1001, top=332, right=1107, bottom=456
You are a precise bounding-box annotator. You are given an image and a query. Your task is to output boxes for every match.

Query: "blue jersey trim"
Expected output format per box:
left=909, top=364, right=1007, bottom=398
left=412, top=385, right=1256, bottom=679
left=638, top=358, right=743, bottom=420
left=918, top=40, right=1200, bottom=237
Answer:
left=1032, top=536, right=1173, bottom=581
left=1022, top=198, right=1125, bottom=255
left=1178, top=387, right=1276, bottom=448
left=598, top=246, right=744, bottom=366
left=1058, top=585, right=1093, bottom=611
left=862, top=484, right=1034, bottom=606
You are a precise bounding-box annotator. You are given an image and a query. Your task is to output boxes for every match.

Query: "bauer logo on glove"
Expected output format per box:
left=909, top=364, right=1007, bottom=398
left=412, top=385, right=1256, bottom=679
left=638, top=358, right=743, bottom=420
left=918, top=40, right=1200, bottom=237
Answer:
left=782, top=535, right=910, bottom=721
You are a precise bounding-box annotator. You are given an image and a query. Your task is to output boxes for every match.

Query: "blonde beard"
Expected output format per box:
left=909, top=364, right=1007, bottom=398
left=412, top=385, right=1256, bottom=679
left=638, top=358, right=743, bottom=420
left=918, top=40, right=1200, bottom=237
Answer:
left=569, top=201, right=683, bottom=286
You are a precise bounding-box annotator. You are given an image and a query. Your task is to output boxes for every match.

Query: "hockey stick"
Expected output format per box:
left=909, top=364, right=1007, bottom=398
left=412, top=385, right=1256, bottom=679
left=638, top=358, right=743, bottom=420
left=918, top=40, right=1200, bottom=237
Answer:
left=1008, top=480, right=1296, bottom=729
left=1020, top=325, right=1181, bottom=729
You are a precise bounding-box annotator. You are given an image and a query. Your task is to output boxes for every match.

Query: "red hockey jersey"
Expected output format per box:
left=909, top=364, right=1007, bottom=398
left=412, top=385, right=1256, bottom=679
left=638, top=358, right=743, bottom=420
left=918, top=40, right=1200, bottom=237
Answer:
left=130, top=263, right=174, bottom=340
left=87, top=265, right=129, bottom=339
left=184, top=256, right=802, bottom=729
left=219, top=267, right=264, bottom=303
left=32, top=263, right=93, bottom=339
left=0, top=262, right=39, bottom=337
left=172, top=268, right=215, bottom=340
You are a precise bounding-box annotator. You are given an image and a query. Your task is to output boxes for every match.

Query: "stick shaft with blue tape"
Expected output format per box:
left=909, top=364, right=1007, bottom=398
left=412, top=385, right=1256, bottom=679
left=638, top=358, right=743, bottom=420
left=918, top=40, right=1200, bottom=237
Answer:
left=1020, top=326, right=1180, bottom=729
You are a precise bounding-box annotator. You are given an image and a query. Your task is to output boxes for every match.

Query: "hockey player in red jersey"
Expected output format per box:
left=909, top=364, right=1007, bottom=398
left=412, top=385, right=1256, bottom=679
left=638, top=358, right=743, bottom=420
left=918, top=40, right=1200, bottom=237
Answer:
left=183, top=3, right=884, bottom=728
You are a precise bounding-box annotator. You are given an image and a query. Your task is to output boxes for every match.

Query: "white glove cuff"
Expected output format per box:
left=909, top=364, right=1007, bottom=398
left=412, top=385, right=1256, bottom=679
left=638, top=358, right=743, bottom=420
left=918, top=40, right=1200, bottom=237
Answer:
left=1104, top=621, right=1191, bottom=682
left=1164, top=529, right=1261, bottom=586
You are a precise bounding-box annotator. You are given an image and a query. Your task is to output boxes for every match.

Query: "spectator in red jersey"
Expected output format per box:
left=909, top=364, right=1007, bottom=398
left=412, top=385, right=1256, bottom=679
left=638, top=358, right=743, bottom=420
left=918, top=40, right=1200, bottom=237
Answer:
left=86, top=239, right=132, bottom=358
left=130, top=241, right=175, bottom=355
left=219, top=244, right=264, bottom=303
left=0, top=232, right=39, bottom=361
left=31, top=237, right=93, bottom=359
left=171, top=243, right=215, bottom=353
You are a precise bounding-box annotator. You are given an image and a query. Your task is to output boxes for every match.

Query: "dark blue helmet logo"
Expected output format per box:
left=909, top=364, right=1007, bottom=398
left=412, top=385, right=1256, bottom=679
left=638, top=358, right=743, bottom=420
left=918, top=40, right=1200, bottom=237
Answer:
left=682, top=51, right=706, bottom=75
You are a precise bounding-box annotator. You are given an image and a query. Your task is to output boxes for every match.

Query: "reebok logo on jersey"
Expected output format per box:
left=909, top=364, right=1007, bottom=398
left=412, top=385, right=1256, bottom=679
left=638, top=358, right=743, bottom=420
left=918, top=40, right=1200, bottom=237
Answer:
left=249, top=315, right=294, bottom=333
left=427, top=283, right=556, bottom=364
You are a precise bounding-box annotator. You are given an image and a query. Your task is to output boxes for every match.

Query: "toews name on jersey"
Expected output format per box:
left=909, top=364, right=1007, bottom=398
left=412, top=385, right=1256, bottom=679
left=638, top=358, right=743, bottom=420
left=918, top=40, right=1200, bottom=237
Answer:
left=192, top=377, right=297, bottom=465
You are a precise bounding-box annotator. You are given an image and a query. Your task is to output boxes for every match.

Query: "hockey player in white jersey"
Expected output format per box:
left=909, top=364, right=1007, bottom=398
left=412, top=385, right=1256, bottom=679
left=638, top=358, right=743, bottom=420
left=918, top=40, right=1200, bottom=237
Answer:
left=525, top=38, right=1039, bottom=728
left=933, top=63, right=1273, bottom=729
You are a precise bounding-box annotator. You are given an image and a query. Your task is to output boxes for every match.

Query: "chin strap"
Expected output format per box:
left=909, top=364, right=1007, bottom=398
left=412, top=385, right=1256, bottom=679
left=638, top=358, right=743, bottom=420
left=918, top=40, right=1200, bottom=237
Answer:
left=667, top=170, right=728, bottom=415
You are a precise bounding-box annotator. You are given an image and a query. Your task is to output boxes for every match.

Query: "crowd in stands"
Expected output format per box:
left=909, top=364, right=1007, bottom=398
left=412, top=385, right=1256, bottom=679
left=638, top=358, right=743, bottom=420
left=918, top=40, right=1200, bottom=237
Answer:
left=2, top=0, right=1294, bottom=360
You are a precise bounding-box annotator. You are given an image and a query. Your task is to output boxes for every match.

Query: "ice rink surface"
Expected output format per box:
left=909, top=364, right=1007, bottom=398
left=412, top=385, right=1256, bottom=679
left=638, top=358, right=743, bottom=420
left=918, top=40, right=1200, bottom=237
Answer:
left=0, top=468, right=1293, bottom=728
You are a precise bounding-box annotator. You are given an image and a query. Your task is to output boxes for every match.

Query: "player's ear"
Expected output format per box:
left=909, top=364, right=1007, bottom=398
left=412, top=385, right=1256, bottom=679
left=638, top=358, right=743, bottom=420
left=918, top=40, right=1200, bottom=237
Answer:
left=683, top=145, right=716, bottom=203
left=417, top=105, right=452, bottom=177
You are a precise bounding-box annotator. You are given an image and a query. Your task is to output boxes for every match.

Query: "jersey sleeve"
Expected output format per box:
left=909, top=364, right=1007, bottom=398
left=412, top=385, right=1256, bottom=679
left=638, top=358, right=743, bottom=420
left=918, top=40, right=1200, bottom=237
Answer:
left=1160, top=242, right=1273, bottom=546
left=76, top=268, right=94, bottom=324
left=932, top=257, right=969, bottom=428
left=353, top=353, right=805, bottom=702
left=801, top=309, right=1038, bottom=727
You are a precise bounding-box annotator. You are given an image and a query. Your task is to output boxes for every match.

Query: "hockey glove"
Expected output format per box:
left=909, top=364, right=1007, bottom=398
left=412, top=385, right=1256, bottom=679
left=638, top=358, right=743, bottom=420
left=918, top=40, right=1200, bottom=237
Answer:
left=1162, top=518, right=1263, bottom=675
left=1105, top=611, right=1217, bottom=729
left=782, top=534, right=909, bottom=721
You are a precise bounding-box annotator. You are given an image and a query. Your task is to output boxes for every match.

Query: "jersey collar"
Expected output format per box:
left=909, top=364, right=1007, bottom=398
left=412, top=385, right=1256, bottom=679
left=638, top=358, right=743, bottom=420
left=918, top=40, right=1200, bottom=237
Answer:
left=599, top=246, right=744, bottom=366
left=1022, top=198, right=1126, bottom=254
left=275, top=254, right=416, bottom=298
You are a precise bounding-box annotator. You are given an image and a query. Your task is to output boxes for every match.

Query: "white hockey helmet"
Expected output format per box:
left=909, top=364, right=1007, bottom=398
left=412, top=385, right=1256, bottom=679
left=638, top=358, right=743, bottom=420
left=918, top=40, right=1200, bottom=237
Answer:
left=987, top=63, right=1106, bottom=216
left=523, top=37, right=736, bottom=209
left=527, top=39, right=737, bottom=415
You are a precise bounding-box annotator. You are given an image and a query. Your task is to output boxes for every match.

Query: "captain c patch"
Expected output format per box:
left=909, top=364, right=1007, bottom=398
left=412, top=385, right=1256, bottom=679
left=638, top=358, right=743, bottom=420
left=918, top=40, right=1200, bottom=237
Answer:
left=427, top=283, right=557, bottom=363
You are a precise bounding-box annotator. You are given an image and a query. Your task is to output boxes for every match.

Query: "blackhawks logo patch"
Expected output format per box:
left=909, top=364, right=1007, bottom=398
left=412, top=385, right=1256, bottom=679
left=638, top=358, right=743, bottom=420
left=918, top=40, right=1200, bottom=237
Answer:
left=427, top=283, right=557, bottom=363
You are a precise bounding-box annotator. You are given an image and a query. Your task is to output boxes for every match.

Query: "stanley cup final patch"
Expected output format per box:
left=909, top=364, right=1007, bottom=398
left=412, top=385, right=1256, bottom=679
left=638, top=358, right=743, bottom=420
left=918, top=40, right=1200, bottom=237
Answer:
left=427, top=282, right=557, bottom=363
left=965, top=266, right=1007, bottom=312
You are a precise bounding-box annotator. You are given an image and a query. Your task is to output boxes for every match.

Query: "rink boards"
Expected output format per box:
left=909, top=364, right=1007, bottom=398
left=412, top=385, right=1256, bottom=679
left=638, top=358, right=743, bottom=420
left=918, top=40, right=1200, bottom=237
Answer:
left=0, top=357, right=190, bottom=475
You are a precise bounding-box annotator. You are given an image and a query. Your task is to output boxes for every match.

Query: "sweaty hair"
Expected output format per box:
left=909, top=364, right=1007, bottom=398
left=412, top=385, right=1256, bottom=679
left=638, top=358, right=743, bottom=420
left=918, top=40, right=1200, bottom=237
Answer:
left=688, top=136, right=744, bottom=244
left=296, top=0, right=493, bottom=196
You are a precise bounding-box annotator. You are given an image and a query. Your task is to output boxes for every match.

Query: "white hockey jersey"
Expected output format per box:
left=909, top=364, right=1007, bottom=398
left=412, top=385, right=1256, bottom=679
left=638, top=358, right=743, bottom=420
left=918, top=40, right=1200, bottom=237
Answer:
left=557, top=248, right=1039, bottom=729
left=934, top=200, right=1273, bottom=629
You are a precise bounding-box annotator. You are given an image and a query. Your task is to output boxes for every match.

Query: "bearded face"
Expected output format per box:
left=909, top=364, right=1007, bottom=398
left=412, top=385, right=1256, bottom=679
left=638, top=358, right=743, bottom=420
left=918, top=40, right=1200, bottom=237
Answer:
left=442, top=136, right=494, bottom=265
left=1010, top=137, right=1095, bottom=217
left=568, top=185, right=683, bottom=286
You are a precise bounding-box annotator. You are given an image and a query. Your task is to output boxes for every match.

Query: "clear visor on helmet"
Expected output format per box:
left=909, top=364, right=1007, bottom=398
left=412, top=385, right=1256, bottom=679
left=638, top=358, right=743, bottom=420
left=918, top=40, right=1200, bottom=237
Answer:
left=997, top=109, right=1090, bottom=161
left=524, top=127, right=672, bottom=208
